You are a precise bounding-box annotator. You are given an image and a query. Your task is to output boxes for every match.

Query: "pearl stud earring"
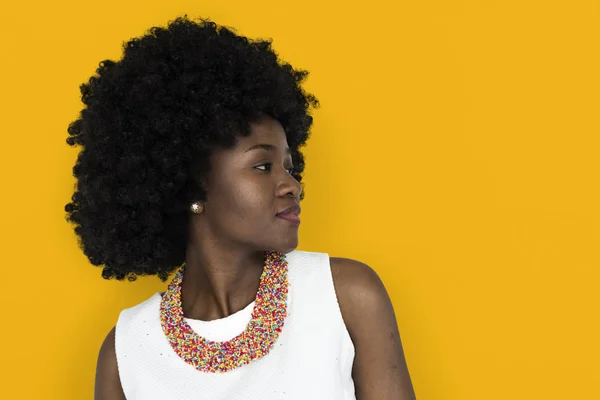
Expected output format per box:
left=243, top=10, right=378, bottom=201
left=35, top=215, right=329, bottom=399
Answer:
left=190, top=202, right=204, bottom=214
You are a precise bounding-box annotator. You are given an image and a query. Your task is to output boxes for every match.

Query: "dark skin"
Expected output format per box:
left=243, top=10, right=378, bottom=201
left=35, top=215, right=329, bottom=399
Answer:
left=95, top=115, right=417, bottom=399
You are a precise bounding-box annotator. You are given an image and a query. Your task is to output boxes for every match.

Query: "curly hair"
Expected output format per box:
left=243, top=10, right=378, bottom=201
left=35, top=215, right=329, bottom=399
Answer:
left=64, top=16, right=319, bottom=282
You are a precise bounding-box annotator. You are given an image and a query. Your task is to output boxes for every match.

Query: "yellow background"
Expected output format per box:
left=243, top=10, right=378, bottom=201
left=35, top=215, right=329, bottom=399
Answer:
left=1, top=0, right=598, bottom=398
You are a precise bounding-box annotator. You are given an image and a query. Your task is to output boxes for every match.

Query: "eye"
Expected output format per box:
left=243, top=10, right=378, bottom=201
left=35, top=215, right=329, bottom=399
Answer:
left=254, top=163, right=295, bottom=174
left=255, top=163, right=272, bottom=172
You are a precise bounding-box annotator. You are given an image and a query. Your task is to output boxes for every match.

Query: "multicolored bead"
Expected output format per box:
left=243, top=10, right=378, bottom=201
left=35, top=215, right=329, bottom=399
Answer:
left=159, top=251, right=289, bottom=373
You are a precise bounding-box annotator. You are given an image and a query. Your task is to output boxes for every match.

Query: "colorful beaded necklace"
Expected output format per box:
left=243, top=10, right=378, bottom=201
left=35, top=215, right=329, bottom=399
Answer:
left=159, top=251, right=289, bottom=373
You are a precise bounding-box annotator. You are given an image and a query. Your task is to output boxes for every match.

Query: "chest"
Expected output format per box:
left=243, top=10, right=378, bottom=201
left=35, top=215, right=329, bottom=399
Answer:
left=122, top=321, right=355, bottom=400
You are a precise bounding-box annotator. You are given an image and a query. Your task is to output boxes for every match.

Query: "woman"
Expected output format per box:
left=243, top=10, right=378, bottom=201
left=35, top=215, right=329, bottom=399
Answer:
left=65, top=16, right=416, bottom=400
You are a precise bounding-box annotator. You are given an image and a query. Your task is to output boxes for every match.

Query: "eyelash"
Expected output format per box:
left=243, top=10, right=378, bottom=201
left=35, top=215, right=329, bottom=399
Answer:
left=255, top=163, right=295, bottom=175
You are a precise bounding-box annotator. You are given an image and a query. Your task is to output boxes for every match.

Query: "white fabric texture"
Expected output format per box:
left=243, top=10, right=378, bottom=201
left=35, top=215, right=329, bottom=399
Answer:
left=114, top=250, right=356, bottom=399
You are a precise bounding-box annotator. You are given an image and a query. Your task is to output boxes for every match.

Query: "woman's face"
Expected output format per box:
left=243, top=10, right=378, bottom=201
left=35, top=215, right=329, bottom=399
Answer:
left=197, top=115, right=303, bottom=254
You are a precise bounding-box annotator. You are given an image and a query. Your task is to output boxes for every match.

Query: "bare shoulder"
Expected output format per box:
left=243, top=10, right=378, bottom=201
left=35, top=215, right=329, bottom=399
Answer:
left=95, top=326, right=126, bottom=400
left=329, top=257, right=391, bottom=319
left=329, top=257, right=417, bottom=400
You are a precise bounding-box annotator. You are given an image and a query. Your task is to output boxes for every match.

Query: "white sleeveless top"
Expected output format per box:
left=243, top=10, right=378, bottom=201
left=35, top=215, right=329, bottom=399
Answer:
left=115, top=250, right=356, bottom=399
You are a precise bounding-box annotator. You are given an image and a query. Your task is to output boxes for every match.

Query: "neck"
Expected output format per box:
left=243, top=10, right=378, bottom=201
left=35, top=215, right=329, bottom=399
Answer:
left=181, top=234, right=265, bottom=321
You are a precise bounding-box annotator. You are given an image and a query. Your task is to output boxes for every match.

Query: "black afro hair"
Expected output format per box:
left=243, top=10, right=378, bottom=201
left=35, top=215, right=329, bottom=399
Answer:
left=64, top=16, right=319, bottom=282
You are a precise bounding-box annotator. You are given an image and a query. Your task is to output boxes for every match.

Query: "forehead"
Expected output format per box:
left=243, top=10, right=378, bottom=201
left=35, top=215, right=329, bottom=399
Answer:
left=209, top=115, right=290, bottom=166
left=242, top=116, right=288, bottom=146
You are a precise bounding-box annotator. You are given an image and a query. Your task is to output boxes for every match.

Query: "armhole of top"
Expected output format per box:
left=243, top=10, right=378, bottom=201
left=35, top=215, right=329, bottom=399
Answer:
left=322, top=253, right=356, bottom=356
left=113, top=309, right=128, bottom=397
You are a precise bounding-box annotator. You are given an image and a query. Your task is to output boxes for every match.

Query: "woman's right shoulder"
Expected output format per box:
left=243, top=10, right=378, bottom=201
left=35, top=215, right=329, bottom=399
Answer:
left=117, top=292, right=163, bottom=325
left=95, top=326, right=126, bottom=400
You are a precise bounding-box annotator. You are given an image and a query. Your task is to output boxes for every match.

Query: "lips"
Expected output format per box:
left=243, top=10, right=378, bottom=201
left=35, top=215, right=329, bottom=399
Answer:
left=276, top=204, right=301, bottom=217
left=276, top=204, right=301, bottom=225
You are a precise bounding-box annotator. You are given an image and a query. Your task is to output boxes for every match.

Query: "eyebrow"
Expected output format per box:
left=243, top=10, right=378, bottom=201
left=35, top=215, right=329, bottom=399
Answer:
left=244, top=143, right=292, bottom=155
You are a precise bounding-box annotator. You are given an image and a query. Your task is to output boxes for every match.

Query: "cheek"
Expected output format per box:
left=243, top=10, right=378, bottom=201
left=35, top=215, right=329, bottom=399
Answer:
left=232, top=182, right=271, bottom=218
left=215, top=178, right=272, bottom=223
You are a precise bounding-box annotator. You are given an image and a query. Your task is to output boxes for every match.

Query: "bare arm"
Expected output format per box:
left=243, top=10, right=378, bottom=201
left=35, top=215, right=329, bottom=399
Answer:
left=94, top=326, right=127, bottom=400
left=330, top=257, right=417, bottom=400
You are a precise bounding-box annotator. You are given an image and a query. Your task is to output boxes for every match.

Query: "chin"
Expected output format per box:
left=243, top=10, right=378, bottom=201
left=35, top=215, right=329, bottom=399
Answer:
left=269, top=237, right=298, bottom=255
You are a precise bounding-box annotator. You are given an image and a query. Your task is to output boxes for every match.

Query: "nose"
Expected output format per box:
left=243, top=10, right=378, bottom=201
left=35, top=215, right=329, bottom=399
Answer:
left=276, top=168, right=303, bottom=199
